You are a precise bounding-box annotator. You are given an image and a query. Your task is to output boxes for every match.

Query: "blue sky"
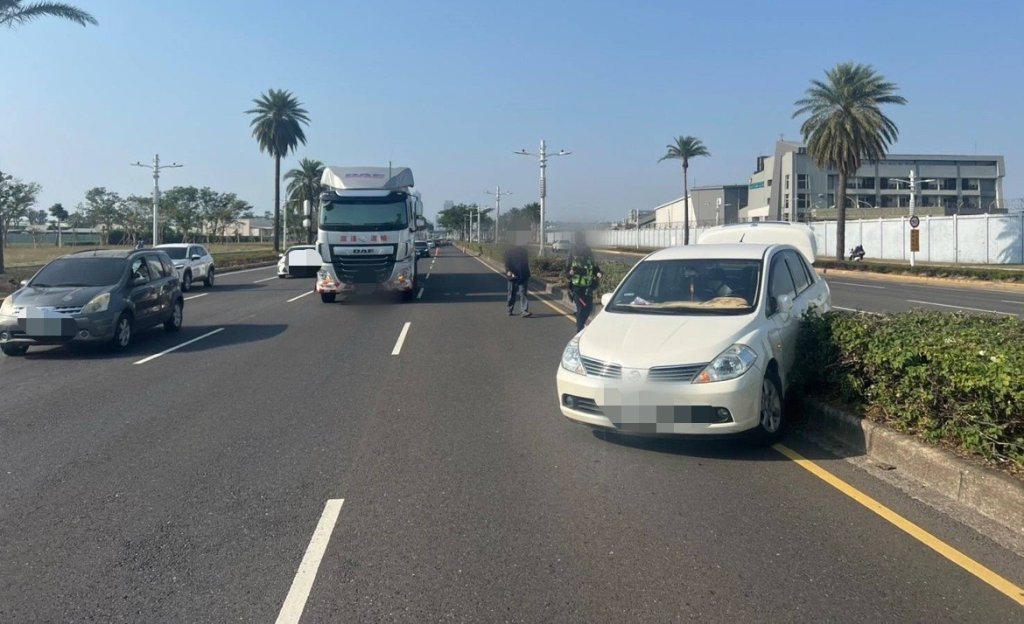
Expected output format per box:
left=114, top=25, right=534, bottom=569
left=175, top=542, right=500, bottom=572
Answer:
left=1, top=0, right=1021, bottom=222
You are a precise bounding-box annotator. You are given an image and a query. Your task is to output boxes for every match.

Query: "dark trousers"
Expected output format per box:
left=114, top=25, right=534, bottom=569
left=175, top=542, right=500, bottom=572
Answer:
left=507, top=280, right=529, bottom=313
left=572, top=287, right=594, bottom=332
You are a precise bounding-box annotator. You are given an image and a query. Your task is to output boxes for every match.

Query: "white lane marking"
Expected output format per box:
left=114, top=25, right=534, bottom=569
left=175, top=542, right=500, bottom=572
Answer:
left=1001, top=299, right=1024, bottom=305
left=828, top=281, right=886, bottom=289
left=255, top=276, right=278, bottom=283
left=425, top=273, right=431, bottom=280
left=133, top=328, right=225, bottom=365
left=184, top=293, right=208, bottom=301
left=274, top=499, right=345, bottom=624
left=287, top=291, right=314, bottom=303
left=906, top=299, right=1015, bottom=316
left=391, top=322, right=411, bottom=355
left=416, top=287, right=424, bottom=300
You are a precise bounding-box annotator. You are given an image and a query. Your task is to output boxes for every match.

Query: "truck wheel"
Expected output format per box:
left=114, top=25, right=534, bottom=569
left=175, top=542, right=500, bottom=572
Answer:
left=1, top=343, right=28, bottom=356
left=321, top=293, right=336, bottom=303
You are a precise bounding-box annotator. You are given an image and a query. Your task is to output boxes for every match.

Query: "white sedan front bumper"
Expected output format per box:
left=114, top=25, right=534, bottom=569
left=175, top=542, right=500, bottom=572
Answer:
left=555, top=363, right=764, bottom=436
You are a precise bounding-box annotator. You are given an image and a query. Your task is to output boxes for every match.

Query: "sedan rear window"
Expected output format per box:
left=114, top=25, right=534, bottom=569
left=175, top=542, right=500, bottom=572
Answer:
left=609, top=259, right=761, bottom=315
left=30, top=257, right=125, bottom=288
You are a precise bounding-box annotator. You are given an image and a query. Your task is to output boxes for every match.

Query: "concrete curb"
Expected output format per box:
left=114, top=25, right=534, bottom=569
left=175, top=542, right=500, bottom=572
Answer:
left=801, top=399, right=1024, bottom=535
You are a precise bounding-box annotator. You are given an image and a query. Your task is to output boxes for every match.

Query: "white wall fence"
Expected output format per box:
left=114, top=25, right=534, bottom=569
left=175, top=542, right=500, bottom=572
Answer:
left=548, top=212, right=1024, bottom=264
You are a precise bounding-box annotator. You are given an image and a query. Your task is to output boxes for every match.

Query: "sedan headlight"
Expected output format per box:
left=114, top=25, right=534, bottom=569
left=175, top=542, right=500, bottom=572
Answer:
left=692, top=344, right=757, bottom=384
left=80, top=292, right=111, bottom=315
left=560, top=333, right=586, bottom=376
left=0, top=296, right=14, bottom=315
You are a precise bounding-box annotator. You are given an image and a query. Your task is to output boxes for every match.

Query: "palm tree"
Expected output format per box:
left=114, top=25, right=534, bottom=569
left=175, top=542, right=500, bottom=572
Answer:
left=246, top=89, right=310, bottom=252
left=0, top=1, right=97, bottom=28
left=284, top=158, right=324, bottom=244
left=658, top=136, right=710, bottom=245
left=793, top=62, right=906, bottom=261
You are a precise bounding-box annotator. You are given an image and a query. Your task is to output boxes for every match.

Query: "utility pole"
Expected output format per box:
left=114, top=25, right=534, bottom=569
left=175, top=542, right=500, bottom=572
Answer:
left=486, top=184, right=512, bottom=243
left=515, top=139, right=571, bottom=257
left=132, top=154, right=182, bottom=246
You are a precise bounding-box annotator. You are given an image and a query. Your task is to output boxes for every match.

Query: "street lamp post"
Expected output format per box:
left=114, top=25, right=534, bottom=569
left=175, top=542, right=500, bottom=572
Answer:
left=486, top=185, right=512, bottom=243
left=132, top=154, right=182, bottom=246
left=515, top=139, right=571, bottom=257
left=889, top=170, right=936, bottom=268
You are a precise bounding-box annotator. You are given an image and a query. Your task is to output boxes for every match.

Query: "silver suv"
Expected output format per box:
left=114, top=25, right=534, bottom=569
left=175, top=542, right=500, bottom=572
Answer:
left=155, top=244, right=215, bottom=292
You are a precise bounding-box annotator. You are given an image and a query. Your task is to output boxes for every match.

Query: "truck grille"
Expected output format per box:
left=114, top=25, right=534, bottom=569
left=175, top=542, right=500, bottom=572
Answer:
left=332, top=252, right=396, bottom=284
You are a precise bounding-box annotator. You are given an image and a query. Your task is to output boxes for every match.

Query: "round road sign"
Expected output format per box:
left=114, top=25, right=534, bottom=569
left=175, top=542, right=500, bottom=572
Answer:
left=909, top=215, right=920, bottom=228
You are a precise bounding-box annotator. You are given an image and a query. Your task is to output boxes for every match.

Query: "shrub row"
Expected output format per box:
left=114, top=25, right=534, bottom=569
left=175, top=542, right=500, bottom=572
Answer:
left=793, top=310, right=1024, bottom=470
left=469, top=243, right=632, bottom=297
left=816, top=259, right=1024, bottom=283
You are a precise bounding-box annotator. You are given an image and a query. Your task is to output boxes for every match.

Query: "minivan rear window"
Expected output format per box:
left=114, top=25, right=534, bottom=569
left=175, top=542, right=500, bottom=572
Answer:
left=30, top=257, right=125, bottom=288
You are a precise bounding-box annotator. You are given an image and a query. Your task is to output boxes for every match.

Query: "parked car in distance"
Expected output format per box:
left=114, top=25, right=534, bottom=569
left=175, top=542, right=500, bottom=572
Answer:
left=552, top=239, right=572, bottom=253
left=278, top=245, right=321, bottom=278
left=556, top=222, right=830, bottom=443
left=0, top=249, right=184, bottom=355
left=155, top=243, right=215, bottom=292
left=414, top=241, right=430, bottom=258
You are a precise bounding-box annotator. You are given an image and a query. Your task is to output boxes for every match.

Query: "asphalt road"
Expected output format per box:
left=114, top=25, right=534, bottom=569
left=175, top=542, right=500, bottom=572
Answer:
left=1, top=248, right=1022, bottom=622
left=590, top=249, right=1024, bottom=317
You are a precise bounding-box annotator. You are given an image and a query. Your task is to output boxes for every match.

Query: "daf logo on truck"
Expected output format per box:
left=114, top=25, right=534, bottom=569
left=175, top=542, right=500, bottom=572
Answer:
left=314, top=166, right=428, bottom=304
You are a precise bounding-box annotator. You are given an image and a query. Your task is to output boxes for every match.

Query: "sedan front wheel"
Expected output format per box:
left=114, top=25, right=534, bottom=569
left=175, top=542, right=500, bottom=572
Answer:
left=751, top=372, right=785, bottom=445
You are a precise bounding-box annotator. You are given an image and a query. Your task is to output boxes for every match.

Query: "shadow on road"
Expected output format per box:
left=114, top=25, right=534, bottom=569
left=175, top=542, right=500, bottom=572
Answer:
left=20, top=323, right=288, bottom=361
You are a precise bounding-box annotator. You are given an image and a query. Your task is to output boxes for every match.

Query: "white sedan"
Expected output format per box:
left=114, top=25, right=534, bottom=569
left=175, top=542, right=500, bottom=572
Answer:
left=556, top=222, right=830, bottom=442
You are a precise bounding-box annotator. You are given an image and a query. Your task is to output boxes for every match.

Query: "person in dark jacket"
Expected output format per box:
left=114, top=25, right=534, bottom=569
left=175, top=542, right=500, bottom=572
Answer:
left=504, top=245, right=531, bottom=317
left=566, top=239, right=602, bottom=332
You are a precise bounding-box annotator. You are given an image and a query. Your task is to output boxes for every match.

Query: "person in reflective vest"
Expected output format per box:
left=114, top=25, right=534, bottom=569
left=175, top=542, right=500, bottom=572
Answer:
left=566, top=240, right=602, bottom=332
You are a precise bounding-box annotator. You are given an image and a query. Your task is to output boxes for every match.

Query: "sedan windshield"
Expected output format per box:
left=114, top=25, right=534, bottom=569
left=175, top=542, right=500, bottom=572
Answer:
left=160, top=247, right=188, bottom=260
left=30, top=257, right=125, bottom=288
left=608, top=258, right=761, bottom=315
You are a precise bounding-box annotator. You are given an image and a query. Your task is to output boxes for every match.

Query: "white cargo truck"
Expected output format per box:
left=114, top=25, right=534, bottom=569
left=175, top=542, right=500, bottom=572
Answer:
left=314, top=166, right=426, bottom=303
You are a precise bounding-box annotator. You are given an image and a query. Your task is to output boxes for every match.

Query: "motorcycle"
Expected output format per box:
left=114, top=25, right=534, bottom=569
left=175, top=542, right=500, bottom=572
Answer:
left=848, top=244, right=865, bottom=262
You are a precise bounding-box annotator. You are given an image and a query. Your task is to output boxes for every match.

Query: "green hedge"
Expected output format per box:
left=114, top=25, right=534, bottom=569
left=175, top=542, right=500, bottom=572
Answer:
left=794, top=311, right=1024, bottom=470
left=816, top=259, right=1024, bottom=283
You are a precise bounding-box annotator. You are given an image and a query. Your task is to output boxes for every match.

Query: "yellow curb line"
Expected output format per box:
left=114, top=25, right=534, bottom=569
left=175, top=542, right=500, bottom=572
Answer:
left=774, top=443, right=1024, bottom=607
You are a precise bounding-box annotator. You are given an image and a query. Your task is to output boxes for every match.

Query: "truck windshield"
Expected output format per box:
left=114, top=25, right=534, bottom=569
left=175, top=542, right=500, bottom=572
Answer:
left=320, top=195, right=408, bottom=231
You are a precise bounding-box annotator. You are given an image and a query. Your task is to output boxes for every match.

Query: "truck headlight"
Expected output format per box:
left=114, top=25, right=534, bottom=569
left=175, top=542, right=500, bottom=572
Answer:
left=560, top=333, right=586, bottom=376
left=692, top=344, right=757, bottom=383
left=81, top=292, right=111, bottom=315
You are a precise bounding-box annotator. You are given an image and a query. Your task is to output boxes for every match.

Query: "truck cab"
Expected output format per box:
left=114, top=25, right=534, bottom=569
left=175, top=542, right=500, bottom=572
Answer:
left=314, top=166, right=426, bottom=303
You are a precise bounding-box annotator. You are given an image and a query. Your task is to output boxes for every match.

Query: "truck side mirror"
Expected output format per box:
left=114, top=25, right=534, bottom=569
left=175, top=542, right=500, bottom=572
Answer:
left=414, top=216, right=427, bottom=231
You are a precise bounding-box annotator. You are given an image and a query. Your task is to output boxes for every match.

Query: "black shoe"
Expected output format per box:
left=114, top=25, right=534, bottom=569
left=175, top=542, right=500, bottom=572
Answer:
left=507, top=310, right=514, bottom=316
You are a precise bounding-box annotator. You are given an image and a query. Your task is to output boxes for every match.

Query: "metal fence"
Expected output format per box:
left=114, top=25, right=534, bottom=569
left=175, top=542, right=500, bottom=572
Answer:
left=548, top=212, right=1024, bottom=265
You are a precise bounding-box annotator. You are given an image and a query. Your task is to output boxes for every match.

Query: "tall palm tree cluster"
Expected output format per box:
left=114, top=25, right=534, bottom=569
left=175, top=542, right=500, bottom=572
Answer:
left=246, top=89, right=311, bottom=252
left=660, top=62, right=905, bottom=262
left=0, top=1, right=96, bottom=28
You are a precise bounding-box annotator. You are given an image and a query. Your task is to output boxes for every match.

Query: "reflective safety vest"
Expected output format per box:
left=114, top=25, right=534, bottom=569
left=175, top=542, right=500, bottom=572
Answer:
left=569, top=256, right=596, bottom=287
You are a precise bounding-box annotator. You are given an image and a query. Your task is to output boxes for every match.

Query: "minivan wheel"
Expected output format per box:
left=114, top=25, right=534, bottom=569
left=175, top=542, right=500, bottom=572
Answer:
left=204, top=267, right=215, bottom=287
left=751, top=372, right=785, bottom=445
left=1, top=343, right=28, bottom=356
left=164, top=299, right=183, bottom=332
left=111, top=313, right=133, bottom=351
left=182, top=271, right=193, bottom=292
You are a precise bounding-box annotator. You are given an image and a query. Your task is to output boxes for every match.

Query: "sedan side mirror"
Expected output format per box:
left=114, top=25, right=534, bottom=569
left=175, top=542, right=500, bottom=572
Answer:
left=775, top=294, right=794, bottom=316
left=600, top=293, right=613, bottom=308
left=20, top=280, right=29, bottom=288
